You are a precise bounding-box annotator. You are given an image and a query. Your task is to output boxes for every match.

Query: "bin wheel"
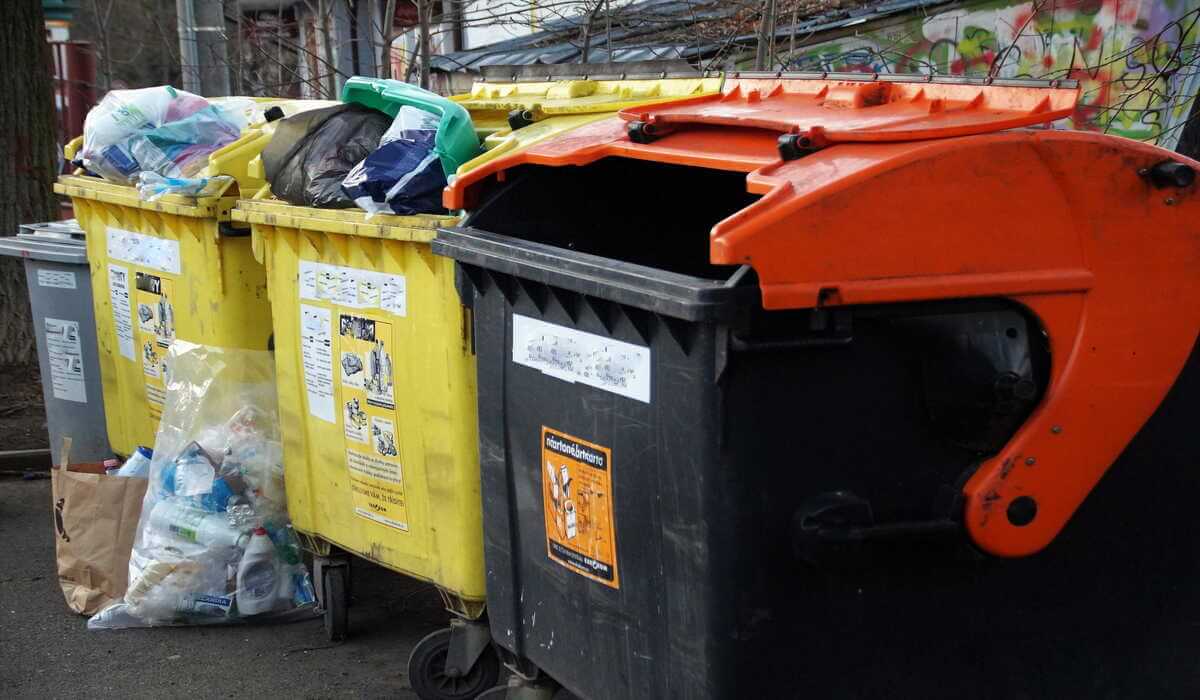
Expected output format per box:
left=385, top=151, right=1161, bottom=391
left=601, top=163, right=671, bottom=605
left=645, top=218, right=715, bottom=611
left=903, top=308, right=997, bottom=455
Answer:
left=322, top=566, right=348, bottom=642
left=408, top=627, right=501, bottom=700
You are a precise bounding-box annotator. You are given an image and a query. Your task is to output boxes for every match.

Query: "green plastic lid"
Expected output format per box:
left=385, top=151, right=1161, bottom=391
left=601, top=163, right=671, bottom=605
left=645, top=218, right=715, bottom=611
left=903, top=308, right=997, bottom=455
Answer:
left=341, top=77, right=482, bottom=178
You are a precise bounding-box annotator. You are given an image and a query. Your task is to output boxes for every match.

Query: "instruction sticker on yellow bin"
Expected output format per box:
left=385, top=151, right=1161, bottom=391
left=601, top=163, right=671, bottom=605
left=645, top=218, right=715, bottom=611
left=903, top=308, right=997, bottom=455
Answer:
left=298, top=260, right=412, bottom=532
left=336, top=313, right=409, bottom=531
left=134, top=272, right=175, bottom=421
left=542, top=427, right=619, bottom=588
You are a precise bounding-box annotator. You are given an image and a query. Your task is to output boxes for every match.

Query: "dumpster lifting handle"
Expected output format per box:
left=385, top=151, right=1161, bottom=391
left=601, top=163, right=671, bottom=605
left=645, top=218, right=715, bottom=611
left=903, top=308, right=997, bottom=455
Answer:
left=730, top=309, right=853, bottom=351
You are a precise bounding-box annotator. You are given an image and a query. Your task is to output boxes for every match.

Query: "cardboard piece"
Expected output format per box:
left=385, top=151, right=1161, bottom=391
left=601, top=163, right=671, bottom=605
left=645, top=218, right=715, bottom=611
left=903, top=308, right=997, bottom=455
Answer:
left=51, top=456, right=147, bottom=615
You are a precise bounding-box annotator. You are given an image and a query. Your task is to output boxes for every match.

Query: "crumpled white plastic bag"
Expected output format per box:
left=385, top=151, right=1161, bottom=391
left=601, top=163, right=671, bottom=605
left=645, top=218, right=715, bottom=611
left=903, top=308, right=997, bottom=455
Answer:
left=81, top=86, right=250, bottom=186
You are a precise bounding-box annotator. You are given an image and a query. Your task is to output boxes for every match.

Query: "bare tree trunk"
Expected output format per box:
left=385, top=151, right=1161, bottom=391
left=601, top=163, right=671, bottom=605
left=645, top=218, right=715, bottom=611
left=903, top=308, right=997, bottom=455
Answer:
left=605, top=0, right=612, bottom=63
left=235, top=0, right=245, bottom=94
left=381, top=0, right=398, bottom=78
left=148, top=0, right=176, bottom=84
left=368, top=0, right=381, bottom=74
left=754, top=0, right=776, bottom=71
left=318, top=0, right=338, bottom=97
left=0, top=0, right=58, bottom=366
left=405, top=38, right=419, bottom=83
left=177, top=0, right=201, bottom=92
left=578, top=1, right=604, bottom=64
left=787, top=4, right=797, bottom=67
left=194, top=0, right=231, bottom=95
left=276, top=0, right=285, bottom=91
left=93, top=0, right=115, bottom=90
left=418, top=0, right=431, bottom=90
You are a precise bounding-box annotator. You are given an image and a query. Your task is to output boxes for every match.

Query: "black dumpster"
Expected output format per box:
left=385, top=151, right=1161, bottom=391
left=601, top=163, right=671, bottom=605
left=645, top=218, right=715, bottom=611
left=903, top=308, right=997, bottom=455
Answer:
left=435, top=76, right=1200, bottom=699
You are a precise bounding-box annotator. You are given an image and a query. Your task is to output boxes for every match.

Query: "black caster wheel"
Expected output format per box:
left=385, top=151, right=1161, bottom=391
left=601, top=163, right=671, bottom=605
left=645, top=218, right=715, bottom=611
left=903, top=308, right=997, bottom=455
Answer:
left=408, top=627, right=501, bottom=700
left=321, top=565, right=348, bottom=642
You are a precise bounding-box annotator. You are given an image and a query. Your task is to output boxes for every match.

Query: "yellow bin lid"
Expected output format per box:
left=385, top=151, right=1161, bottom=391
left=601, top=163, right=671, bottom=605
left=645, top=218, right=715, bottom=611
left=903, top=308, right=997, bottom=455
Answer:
left=450, top=63, right=723, bottom=176
left=204, top=99, right=339, bottom=196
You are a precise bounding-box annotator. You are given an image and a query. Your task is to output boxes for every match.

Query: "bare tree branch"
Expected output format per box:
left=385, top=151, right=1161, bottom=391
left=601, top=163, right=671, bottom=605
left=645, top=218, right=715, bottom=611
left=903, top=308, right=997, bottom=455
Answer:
left=382, top=0, right=398, bottom=78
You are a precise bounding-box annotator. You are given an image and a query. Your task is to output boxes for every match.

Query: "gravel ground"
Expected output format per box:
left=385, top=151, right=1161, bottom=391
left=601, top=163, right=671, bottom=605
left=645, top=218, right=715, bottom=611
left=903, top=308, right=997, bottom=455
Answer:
left=0, top=476, right=454, bottom=699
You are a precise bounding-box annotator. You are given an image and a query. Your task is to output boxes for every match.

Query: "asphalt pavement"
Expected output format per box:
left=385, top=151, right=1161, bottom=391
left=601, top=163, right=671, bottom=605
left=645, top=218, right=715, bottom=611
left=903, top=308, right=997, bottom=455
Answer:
left=0, top=475, right=450, bottom=699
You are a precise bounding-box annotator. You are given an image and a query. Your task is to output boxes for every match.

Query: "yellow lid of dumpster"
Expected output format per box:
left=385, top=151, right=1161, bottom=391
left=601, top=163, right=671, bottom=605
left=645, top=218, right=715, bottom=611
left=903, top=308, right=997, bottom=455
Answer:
left=451, top=64, right=723, bottom=176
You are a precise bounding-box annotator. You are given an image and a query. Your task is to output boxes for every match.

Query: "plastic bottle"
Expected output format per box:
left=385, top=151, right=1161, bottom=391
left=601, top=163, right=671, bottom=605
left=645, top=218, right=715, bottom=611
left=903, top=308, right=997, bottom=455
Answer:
left=114, top=446, right=153, bottom=478
left=158, top=461, right=177, bottom=497
left=148, top=500, right=249, bottom=549
left=125, top=560, right=178, bottom=608
left=275, top=566, right=296, bottom=606
left=266, top=524, right=301, bottom=566
left=291, top=572, right=316, bottom=607
left=175, top=593, right=233, bottom=617
left=171, top=443, right=218, bottom=497
left=195, top=476, right=236, bottom=513
left=236, top=528, right=278, bottom=616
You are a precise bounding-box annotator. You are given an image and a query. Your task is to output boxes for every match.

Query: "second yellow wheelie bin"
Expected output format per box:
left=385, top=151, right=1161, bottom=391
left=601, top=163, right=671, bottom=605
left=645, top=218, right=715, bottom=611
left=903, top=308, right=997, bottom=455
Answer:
left=236, top=78, right=496, bottom=700
left=235, top=69, right=722, bottom=700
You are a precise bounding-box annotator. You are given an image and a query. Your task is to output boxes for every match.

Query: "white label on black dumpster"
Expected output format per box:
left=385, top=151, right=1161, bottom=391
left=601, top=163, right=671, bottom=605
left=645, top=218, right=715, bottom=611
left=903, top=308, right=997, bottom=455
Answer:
left=37, top=269, right=77, bottom=289
left=107, top=263, right=136, bottom=361
left=44, top=317, right=86, bottom=403
left=512, top=314, right=651, bottom=403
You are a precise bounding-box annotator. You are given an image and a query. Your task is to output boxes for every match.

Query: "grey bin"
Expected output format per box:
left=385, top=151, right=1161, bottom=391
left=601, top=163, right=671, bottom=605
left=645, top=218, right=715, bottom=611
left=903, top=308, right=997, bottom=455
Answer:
left=0, top=221, right=112, bottom=463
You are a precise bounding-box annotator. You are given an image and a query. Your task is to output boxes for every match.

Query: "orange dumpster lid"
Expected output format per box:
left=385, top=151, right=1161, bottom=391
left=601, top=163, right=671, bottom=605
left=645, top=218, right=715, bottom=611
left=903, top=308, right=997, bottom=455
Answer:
left=445, top=74, right=1088, bottom=312
left=445, top=77, right=1085, bottom=291
left=618, top=73, right=1079, bottom=144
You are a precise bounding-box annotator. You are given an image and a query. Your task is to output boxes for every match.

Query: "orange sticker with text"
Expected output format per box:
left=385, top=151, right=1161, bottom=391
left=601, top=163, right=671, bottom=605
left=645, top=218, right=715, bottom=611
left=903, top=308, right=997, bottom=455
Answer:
left=541, top=427, right=618, bottom=589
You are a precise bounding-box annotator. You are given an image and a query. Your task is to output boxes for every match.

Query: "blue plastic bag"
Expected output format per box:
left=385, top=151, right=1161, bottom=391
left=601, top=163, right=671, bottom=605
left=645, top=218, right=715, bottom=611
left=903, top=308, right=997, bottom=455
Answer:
left=137, top=173, right=234, bottom=201
left=341, top=106, right=448, bottom=217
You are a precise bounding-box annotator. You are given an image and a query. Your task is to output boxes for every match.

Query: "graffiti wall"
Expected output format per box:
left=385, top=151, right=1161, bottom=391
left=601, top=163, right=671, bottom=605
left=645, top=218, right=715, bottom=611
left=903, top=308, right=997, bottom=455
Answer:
left=779, top=0, right=1200, bottom=148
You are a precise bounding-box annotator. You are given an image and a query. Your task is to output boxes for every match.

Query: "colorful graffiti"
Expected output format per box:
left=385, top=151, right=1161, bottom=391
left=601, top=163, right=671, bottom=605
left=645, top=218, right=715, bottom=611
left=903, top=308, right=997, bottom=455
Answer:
left=778, top=0, right=1200, bottom=147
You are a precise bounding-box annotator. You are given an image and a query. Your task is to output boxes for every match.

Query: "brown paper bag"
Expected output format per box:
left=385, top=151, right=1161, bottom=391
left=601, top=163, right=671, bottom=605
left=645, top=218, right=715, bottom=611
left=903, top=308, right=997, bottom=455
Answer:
left=51, top=461, right=148, bottom=615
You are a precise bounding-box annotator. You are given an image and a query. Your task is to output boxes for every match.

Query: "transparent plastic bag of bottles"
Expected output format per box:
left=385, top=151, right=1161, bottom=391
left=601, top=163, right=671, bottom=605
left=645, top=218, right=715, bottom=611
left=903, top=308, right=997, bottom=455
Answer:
left=89, top=342, right=316, bottom=629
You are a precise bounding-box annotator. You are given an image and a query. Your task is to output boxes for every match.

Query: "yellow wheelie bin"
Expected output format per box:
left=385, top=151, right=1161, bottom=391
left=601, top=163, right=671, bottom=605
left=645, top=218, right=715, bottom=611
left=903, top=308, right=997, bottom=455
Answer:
left=234, top=70, right=721, bottom=700
left=451, top=63, right=721, bottom=174
left=55, top=99, right=334, bottom=456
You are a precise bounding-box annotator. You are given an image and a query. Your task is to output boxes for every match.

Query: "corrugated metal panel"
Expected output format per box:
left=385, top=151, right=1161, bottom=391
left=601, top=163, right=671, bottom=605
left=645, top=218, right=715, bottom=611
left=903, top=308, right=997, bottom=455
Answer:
left=432, top=0, right=953, bottom=73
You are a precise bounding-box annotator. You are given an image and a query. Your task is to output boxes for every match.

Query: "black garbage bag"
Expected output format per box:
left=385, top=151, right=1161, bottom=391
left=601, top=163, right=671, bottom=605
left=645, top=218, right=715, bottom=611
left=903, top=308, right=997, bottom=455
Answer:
left=261, top=104, right=391, bottom=208
left=341, top=106, right=448, bottom=217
